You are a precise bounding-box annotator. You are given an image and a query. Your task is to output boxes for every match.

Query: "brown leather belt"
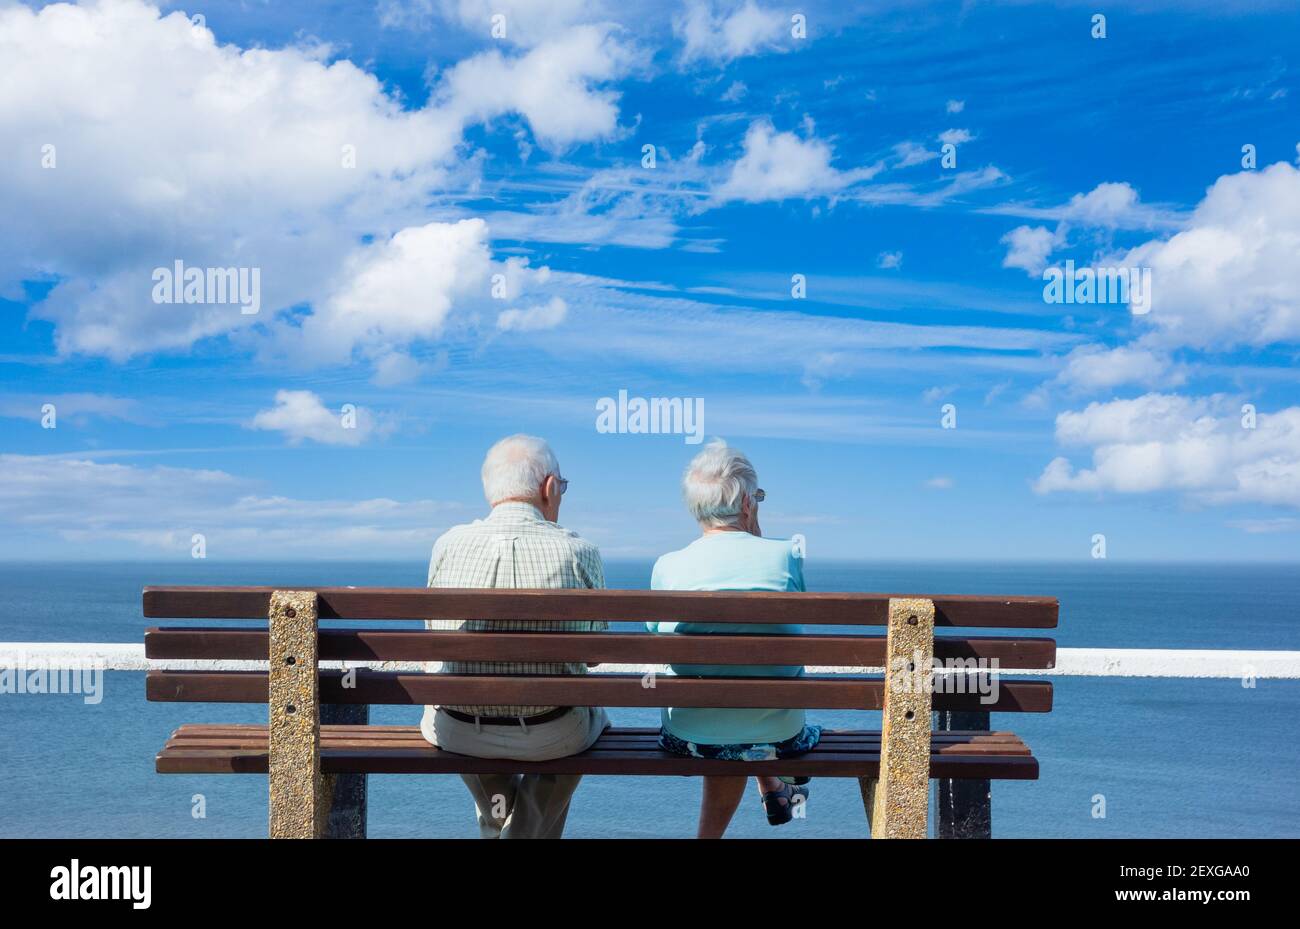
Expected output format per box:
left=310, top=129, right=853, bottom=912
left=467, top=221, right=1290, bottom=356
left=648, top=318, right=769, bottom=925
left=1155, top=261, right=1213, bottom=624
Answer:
left=439, top=706, right=572, bottom=727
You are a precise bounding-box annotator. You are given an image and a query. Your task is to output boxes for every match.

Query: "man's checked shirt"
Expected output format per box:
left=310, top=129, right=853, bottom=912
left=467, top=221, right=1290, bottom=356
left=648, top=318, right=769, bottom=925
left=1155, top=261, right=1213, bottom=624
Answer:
left=426, top=501, right=608, bottom=717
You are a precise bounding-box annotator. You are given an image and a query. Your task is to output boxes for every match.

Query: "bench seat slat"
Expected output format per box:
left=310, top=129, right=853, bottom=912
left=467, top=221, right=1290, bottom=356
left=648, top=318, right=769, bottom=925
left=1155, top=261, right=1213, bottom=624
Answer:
left=164, top=733, right=1032, bottom=756
left=164, top=738, right=1031, bottom=755
left=168, top=724, right=1023, bottom=739
left=143, top=587, right=1058, bottom=628
left=167, top=724, right=1027, bottom=744
left=155, top=725, right=1039, bottom=779
left=147, top=669, right=1053, bottom=712
left=144, top=628, right=1057, bottom=668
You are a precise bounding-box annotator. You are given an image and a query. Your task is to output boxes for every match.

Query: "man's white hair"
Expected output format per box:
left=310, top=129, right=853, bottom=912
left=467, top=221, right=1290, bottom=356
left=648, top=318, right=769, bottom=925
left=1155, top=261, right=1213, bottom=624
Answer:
left=481, top=434, right=560, bottom=505
left=682, top=439, right=757, bottom=528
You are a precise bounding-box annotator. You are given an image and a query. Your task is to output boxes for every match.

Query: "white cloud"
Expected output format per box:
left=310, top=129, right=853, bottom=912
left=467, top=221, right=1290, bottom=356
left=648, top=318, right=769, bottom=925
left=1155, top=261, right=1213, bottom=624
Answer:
left=1121, top=160, right=1300, bottom=350
left=876, top=251, right=903, bottom=269
left=720, top=80, right=748, bottom=102
left=925, top=476, right=954, bottom=489
left=945, top=99, right=965, bottom=114
left=713, top=120, right=877, bottom=203
left=3, top=1, right=461, bottom=359
left=0, top=453, right=464, bottom=558
left=483, top=159, right=705, bottom=250
left=1000, top=225, right=1059, bottom=275
left=1055, top=344, right=1185, bottom=391
left=1034, top=393, right=1300, bottom=507
left=893, top=141, right=937, bottom=168
left=288, top=220, right=492, bottom=366
left=433, top=23, right=637, bottom=149
left=496, top=296, right=569, bottom=331
left=1061, top=182, right=1147, bottom=228
left=938, top=128, right=973, bottom=146
left=490, top=129, right=1002, bottom=248
left=250, top=390, right=388, bottom=446
left=0, top=0, right=632, bottom=361
left=1005, top=164, right=1300, bottom=401
left=992, top=181, right=1179, bottom=231
left=854, top=166, right=1008, bottom=210
left=995, top=181, right=1185, bottom=275
left=675, top=0, right=789, bottom=65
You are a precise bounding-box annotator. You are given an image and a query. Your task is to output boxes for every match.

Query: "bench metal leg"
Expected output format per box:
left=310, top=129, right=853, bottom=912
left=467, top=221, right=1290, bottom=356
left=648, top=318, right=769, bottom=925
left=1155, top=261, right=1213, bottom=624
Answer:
left=268, top=590, right=327, bottom=839
left=321, top=704, right=368, bottom=839
left=870, top=598, right=935, bottom=839
left=935, top=710, right=992, bottom=839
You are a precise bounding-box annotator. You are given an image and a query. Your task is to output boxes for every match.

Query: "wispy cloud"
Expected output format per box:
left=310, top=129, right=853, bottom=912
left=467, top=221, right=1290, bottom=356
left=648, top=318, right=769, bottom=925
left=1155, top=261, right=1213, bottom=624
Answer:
left=0, top=452, right=467, bottom=558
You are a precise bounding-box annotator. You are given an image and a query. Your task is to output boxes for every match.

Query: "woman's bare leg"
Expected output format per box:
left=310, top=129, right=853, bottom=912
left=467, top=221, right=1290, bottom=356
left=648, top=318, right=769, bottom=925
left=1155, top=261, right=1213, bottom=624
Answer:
left=698, top=775, right=747, bottom=838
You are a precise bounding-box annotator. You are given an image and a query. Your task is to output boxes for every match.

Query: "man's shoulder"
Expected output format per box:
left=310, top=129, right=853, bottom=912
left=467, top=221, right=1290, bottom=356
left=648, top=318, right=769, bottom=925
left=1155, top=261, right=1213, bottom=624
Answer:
left=436, top=516, right=598, bottom=551
left=432, top=518, right=490, bottom=545
left=551, top=523, right=601, bottom=557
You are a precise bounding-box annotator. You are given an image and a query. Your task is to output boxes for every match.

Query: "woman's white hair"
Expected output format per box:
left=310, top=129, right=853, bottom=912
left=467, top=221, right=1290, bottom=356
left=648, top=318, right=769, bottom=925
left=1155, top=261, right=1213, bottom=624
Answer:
left=682, top=439, right=757, bottom=528
left=481, top=434, right=560, bottom=504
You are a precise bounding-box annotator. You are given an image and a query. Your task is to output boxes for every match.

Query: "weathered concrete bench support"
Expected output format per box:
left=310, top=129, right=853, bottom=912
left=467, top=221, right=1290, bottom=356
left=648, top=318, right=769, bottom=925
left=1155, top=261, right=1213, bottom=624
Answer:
left=936, top=710, right=992, bottom=839
left=862, top=597, right=935, bottom=838
left=268, top=590, right=326, bottom=839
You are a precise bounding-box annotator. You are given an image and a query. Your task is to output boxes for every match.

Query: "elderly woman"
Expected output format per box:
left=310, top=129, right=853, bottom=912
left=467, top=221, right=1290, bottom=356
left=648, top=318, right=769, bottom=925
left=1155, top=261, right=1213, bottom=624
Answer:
left=647, top=440, right=820, bottom=838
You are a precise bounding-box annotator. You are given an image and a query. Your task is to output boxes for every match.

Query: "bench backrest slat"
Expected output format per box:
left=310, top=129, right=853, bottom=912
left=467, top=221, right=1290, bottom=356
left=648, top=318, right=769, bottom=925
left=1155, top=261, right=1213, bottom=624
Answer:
left=143, top=586, right=1059, bottom=628
left=146, top=669, right=1054, bottom=712
left=144, top=628, right=1058, bottom=668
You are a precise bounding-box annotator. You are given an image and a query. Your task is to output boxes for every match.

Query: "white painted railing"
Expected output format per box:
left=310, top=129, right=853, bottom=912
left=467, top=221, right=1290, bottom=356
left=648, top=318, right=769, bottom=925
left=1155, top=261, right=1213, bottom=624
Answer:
left=3, top=642, right=1299, bottom=678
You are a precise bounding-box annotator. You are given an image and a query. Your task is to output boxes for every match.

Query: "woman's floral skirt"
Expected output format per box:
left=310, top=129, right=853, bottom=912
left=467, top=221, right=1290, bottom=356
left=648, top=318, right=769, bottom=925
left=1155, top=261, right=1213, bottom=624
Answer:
left=658, top=724, right=823, bottom=761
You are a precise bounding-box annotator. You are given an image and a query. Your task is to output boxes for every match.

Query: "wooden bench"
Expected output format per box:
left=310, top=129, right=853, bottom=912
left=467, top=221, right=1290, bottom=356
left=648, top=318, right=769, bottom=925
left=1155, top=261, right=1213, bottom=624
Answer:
left=143, top=586, right=1058, bottom=838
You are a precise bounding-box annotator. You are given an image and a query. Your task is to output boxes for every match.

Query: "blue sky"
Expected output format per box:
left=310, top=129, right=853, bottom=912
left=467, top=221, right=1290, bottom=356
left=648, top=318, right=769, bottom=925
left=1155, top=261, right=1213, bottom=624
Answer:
left=2, top=0, right=1299, bottom=562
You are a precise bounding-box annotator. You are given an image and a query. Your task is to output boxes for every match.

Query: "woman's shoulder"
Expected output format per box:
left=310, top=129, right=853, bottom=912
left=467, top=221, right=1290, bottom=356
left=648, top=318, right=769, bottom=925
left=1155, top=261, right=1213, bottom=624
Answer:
left=669, top=532, right=801, bottom=558
left=743, top=535, right=805, bottom=589
left=654, top=533, right=803, bottom=589
left=729, top=533, right=802, bottom=562
left=751, top=534, right=799, bottom=552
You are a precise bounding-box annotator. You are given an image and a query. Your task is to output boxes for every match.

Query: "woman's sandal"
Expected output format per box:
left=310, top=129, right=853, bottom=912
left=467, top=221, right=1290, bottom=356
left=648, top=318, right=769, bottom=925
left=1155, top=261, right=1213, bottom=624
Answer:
left=761, top=782, right=810, bottom=826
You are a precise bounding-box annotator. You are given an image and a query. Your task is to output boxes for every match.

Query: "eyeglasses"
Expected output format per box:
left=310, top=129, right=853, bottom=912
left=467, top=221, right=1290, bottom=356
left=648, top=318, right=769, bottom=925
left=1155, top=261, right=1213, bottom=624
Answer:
left=555, top=476, right=570, bottom=496
left=753, top=488, right=765, bottom=503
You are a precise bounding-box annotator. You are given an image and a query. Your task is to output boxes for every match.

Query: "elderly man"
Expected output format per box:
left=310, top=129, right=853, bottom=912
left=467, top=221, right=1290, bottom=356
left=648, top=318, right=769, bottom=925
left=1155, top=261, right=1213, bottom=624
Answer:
left=422, top=434, right=610, bottom=839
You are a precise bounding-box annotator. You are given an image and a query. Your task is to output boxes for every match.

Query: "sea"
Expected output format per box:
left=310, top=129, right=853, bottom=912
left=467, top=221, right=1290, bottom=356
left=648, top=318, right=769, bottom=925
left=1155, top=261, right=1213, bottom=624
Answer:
left=0, top=560, right=1296, bottom=838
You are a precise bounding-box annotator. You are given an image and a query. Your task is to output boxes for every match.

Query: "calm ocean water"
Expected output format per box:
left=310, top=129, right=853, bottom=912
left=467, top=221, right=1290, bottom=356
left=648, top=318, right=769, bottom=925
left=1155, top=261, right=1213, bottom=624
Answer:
left=0, top=560, right=1297, bottom=838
